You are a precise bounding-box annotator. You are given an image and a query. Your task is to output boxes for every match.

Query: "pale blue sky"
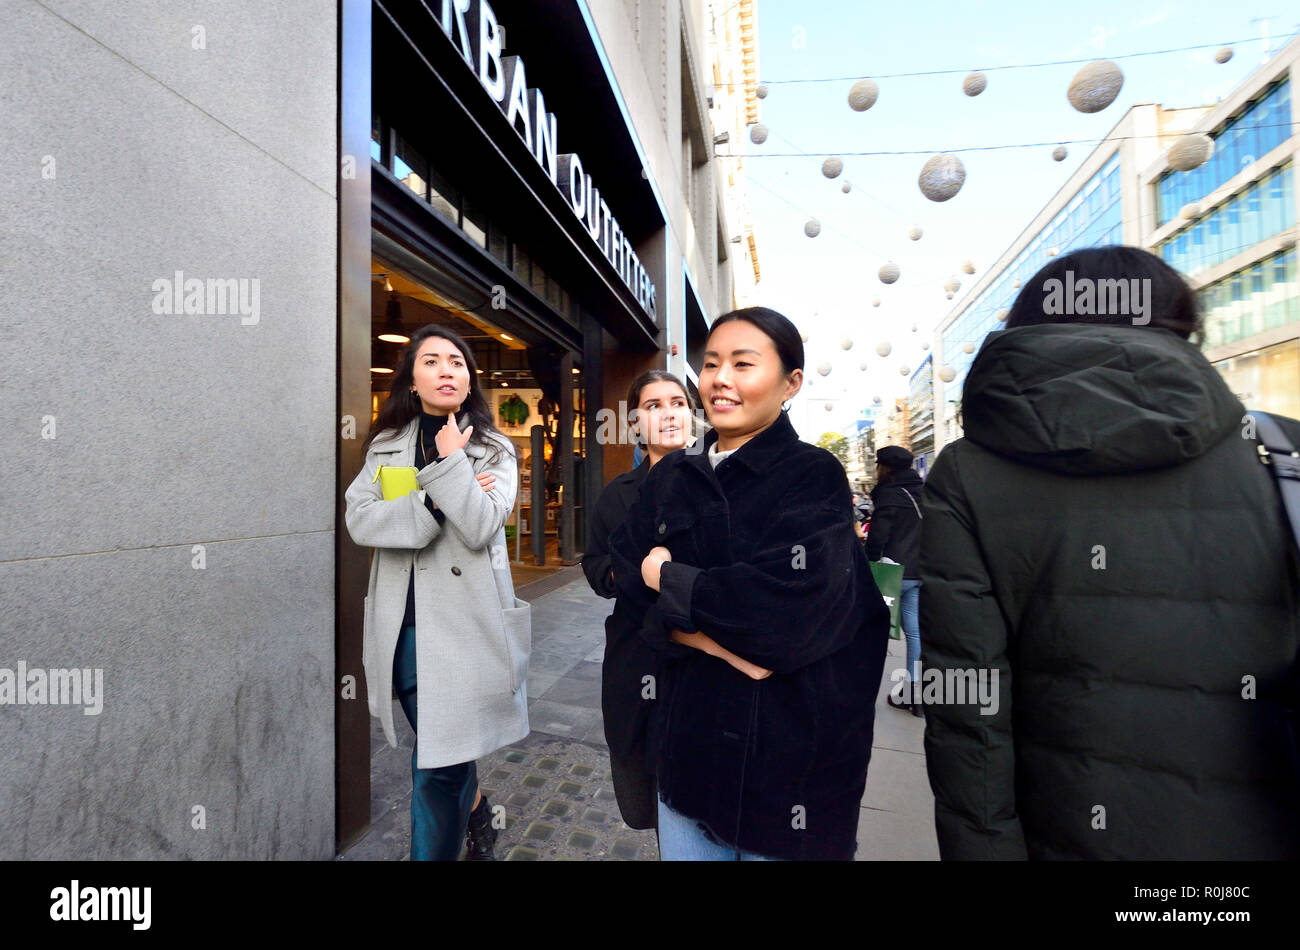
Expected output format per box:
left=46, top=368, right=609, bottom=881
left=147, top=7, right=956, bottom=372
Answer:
left=741, top=0, right=1297, bottom=440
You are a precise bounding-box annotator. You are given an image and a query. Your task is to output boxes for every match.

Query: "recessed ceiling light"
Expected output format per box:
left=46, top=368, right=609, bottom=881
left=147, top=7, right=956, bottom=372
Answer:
left=371, top=367, right=393, bottom=374
left=501, top=333, right=513, bottom=341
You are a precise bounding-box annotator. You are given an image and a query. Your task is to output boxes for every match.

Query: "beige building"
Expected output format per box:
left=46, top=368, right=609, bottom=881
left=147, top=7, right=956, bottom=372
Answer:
left=707, top=0, right=762, bottom=309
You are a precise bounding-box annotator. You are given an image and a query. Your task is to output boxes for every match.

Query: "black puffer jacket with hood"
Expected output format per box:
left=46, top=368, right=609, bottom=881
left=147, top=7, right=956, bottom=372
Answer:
left=920, top=323, right=1300, bottom=859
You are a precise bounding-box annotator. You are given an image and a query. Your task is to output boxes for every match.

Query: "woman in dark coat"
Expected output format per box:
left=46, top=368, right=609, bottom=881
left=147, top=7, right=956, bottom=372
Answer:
left=921, top=246, right=1300, bottom=859
left=581, top=370, right=697, bottom=830
left=608, top=307, right=891, bottom=860
left=866, top=445, right=925, bottom=716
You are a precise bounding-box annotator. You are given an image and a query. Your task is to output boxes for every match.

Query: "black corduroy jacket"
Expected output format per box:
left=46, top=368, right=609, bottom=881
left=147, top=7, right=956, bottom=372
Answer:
left=608, top=411, right=891, bottom=860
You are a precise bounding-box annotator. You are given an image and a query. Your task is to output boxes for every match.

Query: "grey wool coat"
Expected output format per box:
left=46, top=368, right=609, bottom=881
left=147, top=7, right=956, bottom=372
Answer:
left=344, top=417, right=531, bottom=769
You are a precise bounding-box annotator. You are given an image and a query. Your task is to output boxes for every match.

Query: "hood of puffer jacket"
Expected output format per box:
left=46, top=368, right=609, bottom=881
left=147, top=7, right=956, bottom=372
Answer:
left=960, top=324, right=1246, bottom=475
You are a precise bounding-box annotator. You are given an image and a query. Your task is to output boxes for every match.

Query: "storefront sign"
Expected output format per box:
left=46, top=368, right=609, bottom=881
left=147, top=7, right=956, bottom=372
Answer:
left=435, top=0, right=657, bottom=320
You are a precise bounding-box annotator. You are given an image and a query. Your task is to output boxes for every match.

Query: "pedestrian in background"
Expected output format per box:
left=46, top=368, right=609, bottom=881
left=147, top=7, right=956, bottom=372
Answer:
left=607, top=306, right=890, bottom=860
left=921, top=245, right=1300, bottom=859
left=581, top=370, right=696, bottom=832
left=866, top=445, right=925, bottom=717
left=345, top=324, right=530, bottom=861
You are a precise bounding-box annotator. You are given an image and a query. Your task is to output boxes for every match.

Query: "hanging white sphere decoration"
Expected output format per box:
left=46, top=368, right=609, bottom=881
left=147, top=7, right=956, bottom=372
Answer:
left=945, top=291, right=954, bottom=300
left=995, top=308, right=1009, bottom=322
left=1168, top=133, right=1215, bottom=172
left=848, top=78, right=879, bottom=112
left=1052, top=145, right=1068, bottom=162
left=804, top=218, right=822, bottom=238
left=756, top=83, right=769, bottom=99
left=875, top=341, right=892, bottom=357
left=962, top=260, right=976, bottom=275
left=1013, top=279, right=1021, bottom=288
left=944, top=276, right=961, bottom=293
left=918, top=153, right=966, bottom=202
left=938, top=365, right=957, bottom=383
left=824, top=402, right=834, bottom=412
left=1067, top=59, right=1124, bottom=114
left=840, top=338, right=854, bottom=351
left=908, top=225, right=923, bottom=241
left=1215, top=46, right=1233, bottom=64
left=817, top=361, right=832, bottom=376
left=859, top=362, right=868, bottom=371
left=800, top=332, right=809, bottom=342
left=962, top=71, right=987, bottom=97
left=899, top=365, right=911, bottom=376
left=749, top=123, right=769, bottom=144
left=1180, top=202, right=1201, bottom=220
left=921, top=342, right=930, bottom=351
left=1048, top=247, right=1059, bottom=257
left=822, top=157, right=844, bottom=178
left=911, top=323, right=918, bottom=332
left=962, top=342, right=975, bottom=354
left=872, top=396, right=882, bottom=405
left=878, top=262, right=900, bottom=284
left=841, top=182, right=851, bottom=194
left=871, top=296, right=881, bottom=307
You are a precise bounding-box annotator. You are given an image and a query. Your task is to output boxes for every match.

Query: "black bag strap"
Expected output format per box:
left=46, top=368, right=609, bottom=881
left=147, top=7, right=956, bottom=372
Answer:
left=1249, top=411, right=1300, bottom=558
left=1249, top=411, right=1300, bottom=784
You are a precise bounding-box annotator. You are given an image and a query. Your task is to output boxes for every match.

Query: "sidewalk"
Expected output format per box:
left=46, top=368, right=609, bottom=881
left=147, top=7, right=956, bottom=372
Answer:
left=339, top=572, right=938, bottom=861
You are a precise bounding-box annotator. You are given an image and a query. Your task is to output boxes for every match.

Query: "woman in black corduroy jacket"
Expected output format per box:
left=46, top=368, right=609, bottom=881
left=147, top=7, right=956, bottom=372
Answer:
left=608, top=307, right=890, bottom=860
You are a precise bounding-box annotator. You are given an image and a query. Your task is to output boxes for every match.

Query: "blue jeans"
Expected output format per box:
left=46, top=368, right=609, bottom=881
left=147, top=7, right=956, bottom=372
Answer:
left=900, top=579, right=921, bottom=689
left=656, top=798, right=780, bottom=861
left=393, top=623, right=477, bottom=861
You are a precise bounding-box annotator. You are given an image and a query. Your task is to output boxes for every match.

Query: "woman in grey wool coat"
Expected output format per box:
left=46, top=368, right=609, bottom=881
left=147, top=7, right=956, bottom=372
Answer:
left=345, top=324, right=531, bottom=861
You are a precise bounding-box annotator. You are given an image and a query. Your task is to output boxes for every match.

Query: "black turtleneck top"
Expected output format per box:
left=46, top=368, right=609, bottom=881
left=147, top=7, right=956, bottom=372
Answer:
left=402, top=410, right=450, bottom=630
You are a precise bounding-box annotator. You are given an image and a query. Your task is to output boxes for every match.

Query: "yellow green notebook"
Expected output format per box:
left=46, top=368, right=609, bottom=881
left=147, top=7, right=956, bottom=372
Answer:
left=370, top=465, right=420, bottom=500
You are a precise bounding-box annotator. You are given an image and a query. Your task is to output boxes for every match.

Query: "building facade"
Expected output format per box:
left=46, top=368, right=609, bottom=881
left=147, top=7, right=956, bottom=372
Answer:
left=1145, top=48, right=1298, bottom=422
left=1, top=0, right=753, bottom=859
left=907, top=355, right=936, bottom=475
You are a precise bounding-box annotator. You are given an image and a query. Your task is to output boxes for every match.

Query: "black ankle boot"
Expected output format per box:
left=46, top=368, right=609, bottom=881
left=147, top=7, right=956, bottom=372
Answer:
left=465, top=795, right=498, bottom=861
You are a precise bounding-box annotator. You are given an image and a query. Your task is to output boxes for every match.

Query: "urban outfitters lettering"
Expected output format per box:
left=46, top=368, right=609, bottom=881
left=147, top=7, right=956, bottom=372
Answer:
left=435, top=0, right=657, bottom=320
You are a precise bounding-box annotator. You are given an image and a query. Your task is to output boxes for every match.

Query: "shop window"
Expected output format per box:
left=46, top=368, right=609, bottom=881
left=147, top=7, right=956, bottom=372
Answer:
left=488, top=220, right=508, bottom=265
left=394, top=134, right=428, bottom=201
left=462, top=200, right=488, bottom=250
left=513, top=244, right=532, bottom=284
left=428, top=164, right=460, bottom=224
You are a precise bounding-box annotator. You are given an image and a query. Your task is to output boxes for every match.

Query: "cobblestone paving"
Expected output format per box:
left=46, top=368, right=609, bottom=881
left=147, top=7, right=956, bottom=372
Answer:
left=339, top=569, right=659, bottom=861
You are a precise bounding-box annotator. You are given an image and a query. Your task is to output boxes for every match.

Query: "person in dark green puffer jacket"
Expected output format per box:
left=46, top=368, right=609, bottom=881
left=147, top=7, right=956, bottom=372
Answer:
left=921, top=245, right=1300, bottom=860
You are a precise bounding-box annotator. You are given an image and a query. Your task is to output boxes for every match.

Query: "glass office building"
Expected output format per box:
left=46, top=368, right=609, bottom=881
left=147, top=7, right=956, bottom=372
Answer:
left=1154, top=79, right=1292, bottom=227
left=939, top=154, right=1123, bottom=399
left=935, top=41, right=1299, bottom=453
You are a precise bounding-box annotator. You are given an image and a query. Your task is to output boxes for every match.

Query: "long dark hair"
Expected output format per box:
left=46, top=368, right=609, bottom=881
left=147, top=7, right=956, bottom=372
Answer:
left=625, top=369, right=699, bottom=447
left=362, top=323, right=510, bottom=464
left=1005, top=245, right=1203, bottom=343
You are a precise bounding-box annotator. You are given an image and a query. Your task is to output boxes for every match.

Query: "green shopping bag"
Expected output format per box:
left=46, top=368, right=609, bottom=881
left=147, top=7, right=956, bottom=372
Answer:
left=869, top=560, right=904, bottom=640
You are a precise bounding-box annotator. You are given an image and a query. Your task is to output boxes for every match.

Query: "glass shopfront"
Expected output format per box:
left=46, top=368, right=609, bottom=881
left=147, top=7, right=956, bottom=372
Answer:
left=1214, top=339, right=1300, bottom=421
